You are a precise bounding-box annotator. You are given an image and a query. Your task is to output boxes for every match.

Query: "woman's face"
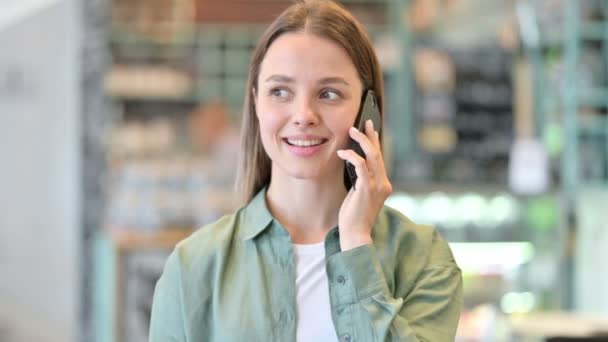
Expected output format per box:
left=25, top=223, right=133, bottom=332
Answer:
left=254, top=32, right=363, bottom=182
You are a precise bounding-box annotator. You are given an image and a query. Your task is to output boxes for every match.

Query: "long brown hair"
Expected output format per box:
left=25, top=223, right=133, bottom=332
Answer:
left=236, top=0, right=384, bottom=202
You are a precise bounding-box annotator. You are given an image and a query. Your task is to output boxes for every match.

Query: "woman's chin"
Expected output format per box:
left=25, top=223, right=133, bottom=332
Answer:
left=287, top=168, right=343, bottom=183
left=272, top=162, right=343, bottom=183
left=289, top=170, right=323, bottom=180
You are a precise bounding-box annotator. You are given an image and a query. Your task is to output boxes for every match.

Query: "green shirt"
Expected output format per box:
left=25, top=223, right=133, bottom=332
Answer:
left=149, top=188, right=463, bottom=341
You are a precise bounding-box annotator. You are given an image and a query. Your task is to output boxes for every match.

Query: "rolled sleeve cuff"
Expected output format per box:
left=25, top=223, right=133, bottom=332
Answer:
left=327, top=244, right=389, bottom=304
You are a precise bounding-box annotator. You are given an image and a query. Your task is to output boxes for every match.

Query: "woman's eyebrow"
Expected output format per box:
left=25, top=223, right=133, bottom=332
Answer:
left=265, top=75, right=294, bottom=83
left=318, top=77, right=349, bottom=86
left=264, top=75, right=350, bottom=86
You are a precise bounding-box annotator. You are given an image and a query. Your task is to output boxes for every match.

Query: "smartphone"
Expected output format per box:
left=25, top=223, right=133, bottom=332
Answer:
left=344, top=89, right=382, bottom=190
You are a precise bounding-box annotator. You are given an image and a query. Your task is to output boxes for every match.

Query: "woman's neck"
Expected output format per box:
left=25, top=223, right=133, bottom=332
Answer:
left=266, top=173, right=347, bottom=244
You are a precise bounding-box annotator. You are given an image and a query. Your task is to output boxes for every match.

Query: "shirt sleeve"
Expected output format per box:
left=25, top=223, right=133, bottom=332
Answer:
left=149, top=250, right=187, bottom=342
left=326, top=230, right=463, bottom=341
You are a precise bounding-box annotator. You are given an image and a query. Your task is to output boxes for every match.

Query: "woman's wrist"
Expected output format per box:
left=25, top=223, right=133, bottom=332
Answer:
left=340, top=232, right=373, bottom=251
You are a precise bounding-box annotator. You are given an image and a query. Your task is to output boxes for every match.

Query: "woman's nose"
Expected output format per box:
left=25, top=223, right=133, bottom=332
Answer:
left=292, top=98, right=319, bottom=126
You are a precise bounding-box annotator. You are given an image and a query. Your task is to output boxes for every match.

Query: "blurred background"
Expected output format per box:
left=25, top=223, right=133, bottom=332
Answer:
left=1, top=0, right=608, bottom=341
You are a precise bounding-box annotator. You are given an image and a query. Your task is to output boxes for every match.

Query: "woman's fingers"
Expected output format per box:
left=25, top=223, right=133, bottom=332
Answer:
left=354, top=120, right=392, bottom=196
left=349, top=121, right=386, bottom=178
left=336, top=149, right=372, bottom=190
left=366, top=119, right=381, bottom=150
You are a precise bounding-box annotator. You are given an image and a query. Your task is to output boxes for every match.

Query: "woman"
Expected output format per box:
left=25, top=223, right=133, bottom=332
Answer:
left=149, top=1, right=462, bottom=341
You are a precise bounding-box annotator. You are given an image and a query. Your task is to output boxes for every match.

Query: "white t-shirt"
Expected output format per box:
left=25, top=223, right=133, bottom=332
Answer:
left=293, top=241, right=339, bottom=342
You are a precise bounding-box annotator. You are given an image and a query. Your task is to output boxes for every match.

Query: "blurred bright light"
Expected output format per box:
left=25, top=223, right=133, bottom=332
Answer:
left=486, top=193, right=519, bottom=228
left=1, top=0, right=62, bottom=31
left=387, top=192, right=522, bottom=229
left=450, top=242, right=535, bottom=273
left=501, top=291, right=536, bottom=314
left=526, top=196, right=559, bottom=232
left=421, top=192, right=453, bottom=227
left=452, top=193, right=487, bottom=228
left=385, top=193, right=418, bottom=221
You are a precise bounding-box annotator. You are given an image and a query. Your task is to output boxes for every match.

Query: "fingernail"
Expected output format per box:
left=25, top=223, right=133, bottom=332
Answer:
left=350, top=126, right=358, bottom=132
left=367, top=119, right=374, bottom=129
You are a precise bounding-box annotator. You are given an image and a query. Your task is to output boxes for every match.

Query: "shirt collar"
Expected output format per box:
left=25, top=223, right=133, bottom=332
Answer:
left=240, top=186, right=274, bottom=240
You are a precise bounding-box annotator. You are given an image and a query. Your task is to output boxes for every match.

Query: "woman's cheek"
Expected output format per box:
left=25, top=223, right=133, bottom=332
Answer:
left=327, top=115, right=354, bottom=148
left=265, top=112, right=286, bottom=133
left=339, top=133, right=351, bottom=150
left=258, top=110, right=286, bottom=144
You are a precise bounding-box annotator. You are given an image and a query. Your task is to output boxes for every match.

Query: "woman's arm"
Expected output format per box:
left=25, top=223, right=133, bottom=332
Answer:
left=335, top=116, right=462, bottom=340
left=327, top=230, right=463, bottom=342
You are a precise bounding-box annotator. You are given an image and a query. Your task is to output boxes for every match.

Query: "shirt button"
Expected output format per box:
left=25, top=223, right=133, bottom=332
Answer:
left=342, top=334, right=352, bottom=342
left=337, top=275, right=346, bottom=285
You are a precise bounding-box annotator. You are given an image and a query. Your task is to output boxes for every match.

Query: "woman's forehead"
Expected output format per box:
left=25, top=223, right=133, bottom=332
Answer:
left=259, top=32, right=360, bottom=83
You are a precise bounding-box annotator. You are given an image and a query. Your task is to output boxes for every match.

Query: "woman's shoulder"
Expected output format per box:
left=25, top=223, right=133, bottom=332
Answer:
left=377, top=205, right=435, bottom=243
left=376, top=205, right=456, bottom=267
left=170, top=207, right=244, bottom=270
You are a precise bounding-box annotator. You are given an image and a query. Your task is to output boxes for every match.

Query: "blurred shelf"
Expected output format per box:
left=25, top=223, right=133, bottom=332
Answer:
left=510, top=311, right=608, bottom=339
left=579, top=88, right=608, bottom=108
left=393, top=182, right=564, bottom=196
left=110, top=30, right=197, bottom=46
left=392, top=182, right=512, bottom=195
left=579, top=114, right=608, bottom=136
left=110, top=94, right=200, bottom=103
left=107, top=227, right=194, bottom=251
left=326, top=0, right=387, bottom=3
left=105, top=64, right=196, bottom=101
left=580, top=22, right=608, bottom=41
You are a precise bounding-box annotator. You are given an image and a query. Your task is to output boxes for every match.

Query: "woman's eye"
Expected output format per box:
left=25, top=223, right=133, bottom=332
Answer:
left=270, top=88, right=290, bottom=99
left=320, top=90, right=341, bottom=101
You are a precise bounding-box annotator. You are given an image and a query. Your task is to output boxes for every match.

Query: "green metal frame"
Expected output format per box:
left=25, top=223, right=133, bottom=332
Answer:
left=521, top=0, right=608, bottom=193
left=562, top=0, right=608, bottom=192
left=388, top=0, right=415, bottom=162
left=561, top=0, right=580, bottom=201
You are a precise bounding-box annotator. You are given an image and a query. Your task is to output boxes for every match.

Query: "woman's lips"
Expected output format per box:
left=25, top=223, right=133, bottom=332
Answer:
left=282, top=137, right=328, bottom=157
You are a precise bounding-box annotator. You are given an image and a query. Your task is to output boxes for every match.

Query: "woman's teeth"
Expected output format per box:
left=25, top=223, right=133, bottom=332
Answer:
left=286, top=139, right=323, bottom=147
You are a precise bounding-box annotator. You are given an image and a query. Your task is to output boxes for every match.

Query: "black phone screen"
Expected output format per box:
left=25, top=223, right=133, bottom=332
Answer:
left=344, top=89, right=382, bottom=190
